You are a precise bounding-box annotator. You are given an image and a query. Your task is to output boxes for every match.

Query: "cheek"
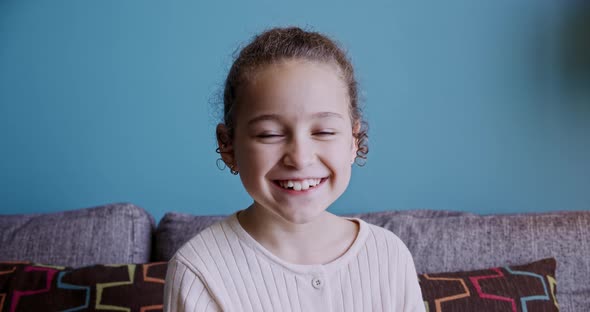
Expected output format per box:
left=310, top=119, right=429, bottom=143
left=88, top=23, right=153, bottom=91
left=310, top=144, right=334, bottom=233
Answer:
left=235, top=140, right=277, bottom=171
left=325, top=139, right=355, bottom=163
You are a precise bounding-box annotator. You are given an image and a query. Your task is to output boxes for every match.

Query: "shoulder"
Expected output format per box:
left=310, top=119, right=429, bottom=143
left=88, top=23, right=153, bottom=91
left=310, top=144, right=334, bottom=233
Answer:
left=165, top=251, right=225, bottom=311
left=171, top=214, right=238, bottom=272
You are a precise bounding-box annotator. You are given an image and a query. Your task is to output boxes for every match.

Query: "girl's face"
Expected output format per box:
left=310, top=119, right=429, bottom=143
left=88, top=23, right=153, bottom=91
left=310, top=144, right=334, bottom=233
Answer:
left=222, top=59, right=358, bottom=224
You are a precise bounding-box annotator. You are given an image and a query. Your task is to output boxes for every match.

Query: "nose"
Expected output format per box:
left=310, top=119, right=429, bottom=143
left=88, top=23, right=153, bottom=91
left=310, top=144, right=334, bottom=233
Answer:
left=282, top=135, right=315, bottom=169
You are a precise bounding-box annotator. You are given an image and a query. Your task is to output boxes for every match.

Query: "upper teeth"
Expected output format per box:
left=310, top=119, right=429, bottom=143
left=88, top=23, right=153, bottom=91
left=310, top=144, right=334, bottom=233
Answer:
left=279, top=179, right=321, bottom=191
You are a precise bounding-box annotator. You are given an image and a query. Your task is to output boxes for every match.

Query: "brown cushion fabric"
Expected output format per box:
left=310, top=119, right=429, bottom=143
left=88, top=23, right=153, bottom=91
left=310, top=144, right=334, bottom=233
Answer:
left=0, top=261, right=166, bottom=312
left=0, top=258, right=559, bottom=311
left=419, top=258, right=559, bottom=311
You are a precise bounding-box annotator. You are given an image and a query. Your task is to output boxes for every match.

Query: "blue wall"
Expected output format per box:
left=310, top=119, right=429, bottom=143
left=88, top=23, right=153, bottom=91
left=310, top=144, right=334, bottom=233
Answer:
left=1, top=1, right=589, bottom=222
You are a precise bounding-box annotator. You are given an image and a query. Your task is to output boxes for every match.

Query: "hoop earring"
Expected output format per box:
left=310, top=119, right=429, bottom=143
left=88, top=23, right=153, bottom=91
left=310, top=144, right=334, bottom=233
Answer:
left=229, top=165, right=239, bottom=175
left=216, top=158, right=226, bottom=170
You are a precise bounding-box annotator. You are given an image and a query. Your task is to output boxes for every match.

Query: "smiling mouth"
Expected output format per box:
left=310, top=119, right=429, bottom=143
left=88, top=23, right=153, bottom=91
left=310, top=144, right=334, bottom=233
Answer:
left=273, top=178, right=327, bottom=191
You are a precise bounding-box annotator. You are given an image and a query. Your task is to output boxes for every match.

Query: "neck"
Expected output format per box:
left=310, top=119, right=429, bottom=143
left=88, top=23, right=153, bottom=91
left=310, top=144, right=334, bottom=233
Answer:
left=237, top=203, right=358, bottom=265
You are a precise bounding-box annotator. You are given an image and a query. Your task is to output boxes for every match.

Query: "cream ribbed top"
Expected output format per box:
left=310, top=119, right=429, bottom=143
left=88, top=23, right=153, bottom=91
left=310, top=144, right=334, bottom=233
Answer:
left=163, top=213, right=425, bottom=312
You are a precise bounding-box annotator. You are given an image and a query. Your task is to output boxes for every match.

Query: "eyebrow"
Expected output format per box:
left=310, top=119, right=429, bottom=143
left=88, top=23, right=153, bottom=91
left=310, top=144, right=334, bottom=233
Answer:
left=247, top=112, right=345, bottom=126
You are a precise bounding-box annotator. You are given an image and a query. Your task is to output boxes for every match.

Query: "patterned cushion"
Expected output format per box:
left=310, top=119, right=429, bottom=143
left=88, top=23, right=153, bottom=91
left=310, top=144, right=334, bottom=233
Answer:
left=1, top=258, right=559, bottom=311
left=399, top=211, right=588, bottom=312
left=0, top=261, right=166, bottom=312
left=419, top=258, right=559, bottom=311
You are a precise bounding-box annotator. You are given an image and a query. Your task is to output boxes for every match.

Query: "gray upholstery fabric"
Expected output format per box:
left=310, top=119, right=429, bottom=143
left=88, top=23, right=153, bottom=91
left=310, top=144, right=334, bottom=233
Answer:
left=351, top=210, right=590, bottom=312
left=154, top=212, right=225, bottom=261
left=0, top=203, right=154, bottom=268
left=155, top=209, right=589, bottom=312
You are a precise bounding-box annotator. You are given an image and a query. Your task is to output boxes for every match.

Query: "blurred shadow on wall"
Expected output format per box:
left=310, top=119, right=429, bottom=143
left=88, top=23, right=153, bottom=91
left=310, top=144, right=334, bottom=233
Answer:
left=561, top=2, right=590, bottom=105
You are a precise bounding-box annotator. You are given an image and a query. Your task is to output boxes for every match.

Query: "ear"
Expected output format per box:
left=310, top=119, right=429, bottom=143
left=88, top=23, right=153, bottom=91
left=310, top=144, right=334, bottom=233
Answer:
left=351, top=121, right=361, bottom=164
left=216, top=123, right=237, bottom=170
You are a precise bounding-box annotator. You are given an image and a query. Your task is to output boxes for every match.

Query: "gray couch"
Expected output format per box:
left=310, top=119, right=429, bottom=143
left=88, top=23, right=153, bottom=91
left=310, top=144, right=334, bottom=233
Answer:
left=1, top=203, right=588, bottom=311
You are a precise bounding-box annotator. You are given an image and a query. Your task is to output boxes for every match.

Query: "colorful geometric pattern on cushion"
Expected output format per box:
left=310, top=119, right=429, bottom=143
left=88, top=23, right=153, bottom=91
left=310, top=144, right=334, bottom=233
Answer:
left=419, top=258, right=559, bottom=312
left=0, top=261, right=167, bottom=312
left=0, top=258, right=560, bottom=312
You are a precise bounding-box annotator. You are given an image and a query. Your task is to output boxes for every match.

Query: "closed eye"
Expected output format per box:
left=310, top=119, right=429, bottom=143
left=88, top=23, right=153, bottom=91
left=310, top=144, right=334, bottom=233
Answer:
left=313, top=131, right=336, bottom=136
left=256, top=133, right=284, bottom=138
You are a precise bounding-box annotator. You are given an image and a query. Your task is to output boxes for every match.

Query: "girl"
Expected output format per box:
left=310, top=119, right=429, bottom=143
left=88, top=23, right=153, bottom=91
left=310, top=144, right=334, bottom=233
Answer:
left=164, top=27, right=425, bottom=312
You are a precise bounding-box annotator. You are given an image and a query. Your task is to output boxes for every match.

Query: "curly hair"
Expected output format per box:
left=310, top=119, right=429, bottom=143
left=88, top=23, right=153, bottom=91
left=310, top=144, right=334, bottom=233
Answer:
left=220, top=26, right=369, bottom=164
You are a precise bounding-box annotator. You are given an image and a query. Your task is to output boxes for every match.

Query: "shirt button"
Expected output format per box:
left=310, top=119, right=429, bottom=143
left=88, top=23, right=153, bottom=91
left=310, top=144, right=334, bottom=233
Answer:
left=311, top=277, right=323, bottom=289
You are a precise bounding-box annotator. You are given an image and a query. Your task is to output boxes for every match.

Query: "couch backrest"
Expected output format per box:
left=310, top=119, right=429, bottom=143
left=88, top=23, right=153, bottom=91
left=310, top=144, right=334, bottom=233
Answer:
left=154, top=212, right=225, bottom=262
left=349, top=210, right=590, bottom=312
left=0, top=203, right=154, bottom=268
left=155, top=209, right=590, bottom=312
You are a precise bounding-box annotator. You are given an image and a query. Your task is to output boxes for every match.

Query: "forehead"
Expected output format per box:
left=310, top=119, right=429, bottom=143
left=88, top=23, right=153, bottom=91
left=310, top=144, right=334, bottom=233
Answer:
left=235, top=60, right=350, bottom=122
